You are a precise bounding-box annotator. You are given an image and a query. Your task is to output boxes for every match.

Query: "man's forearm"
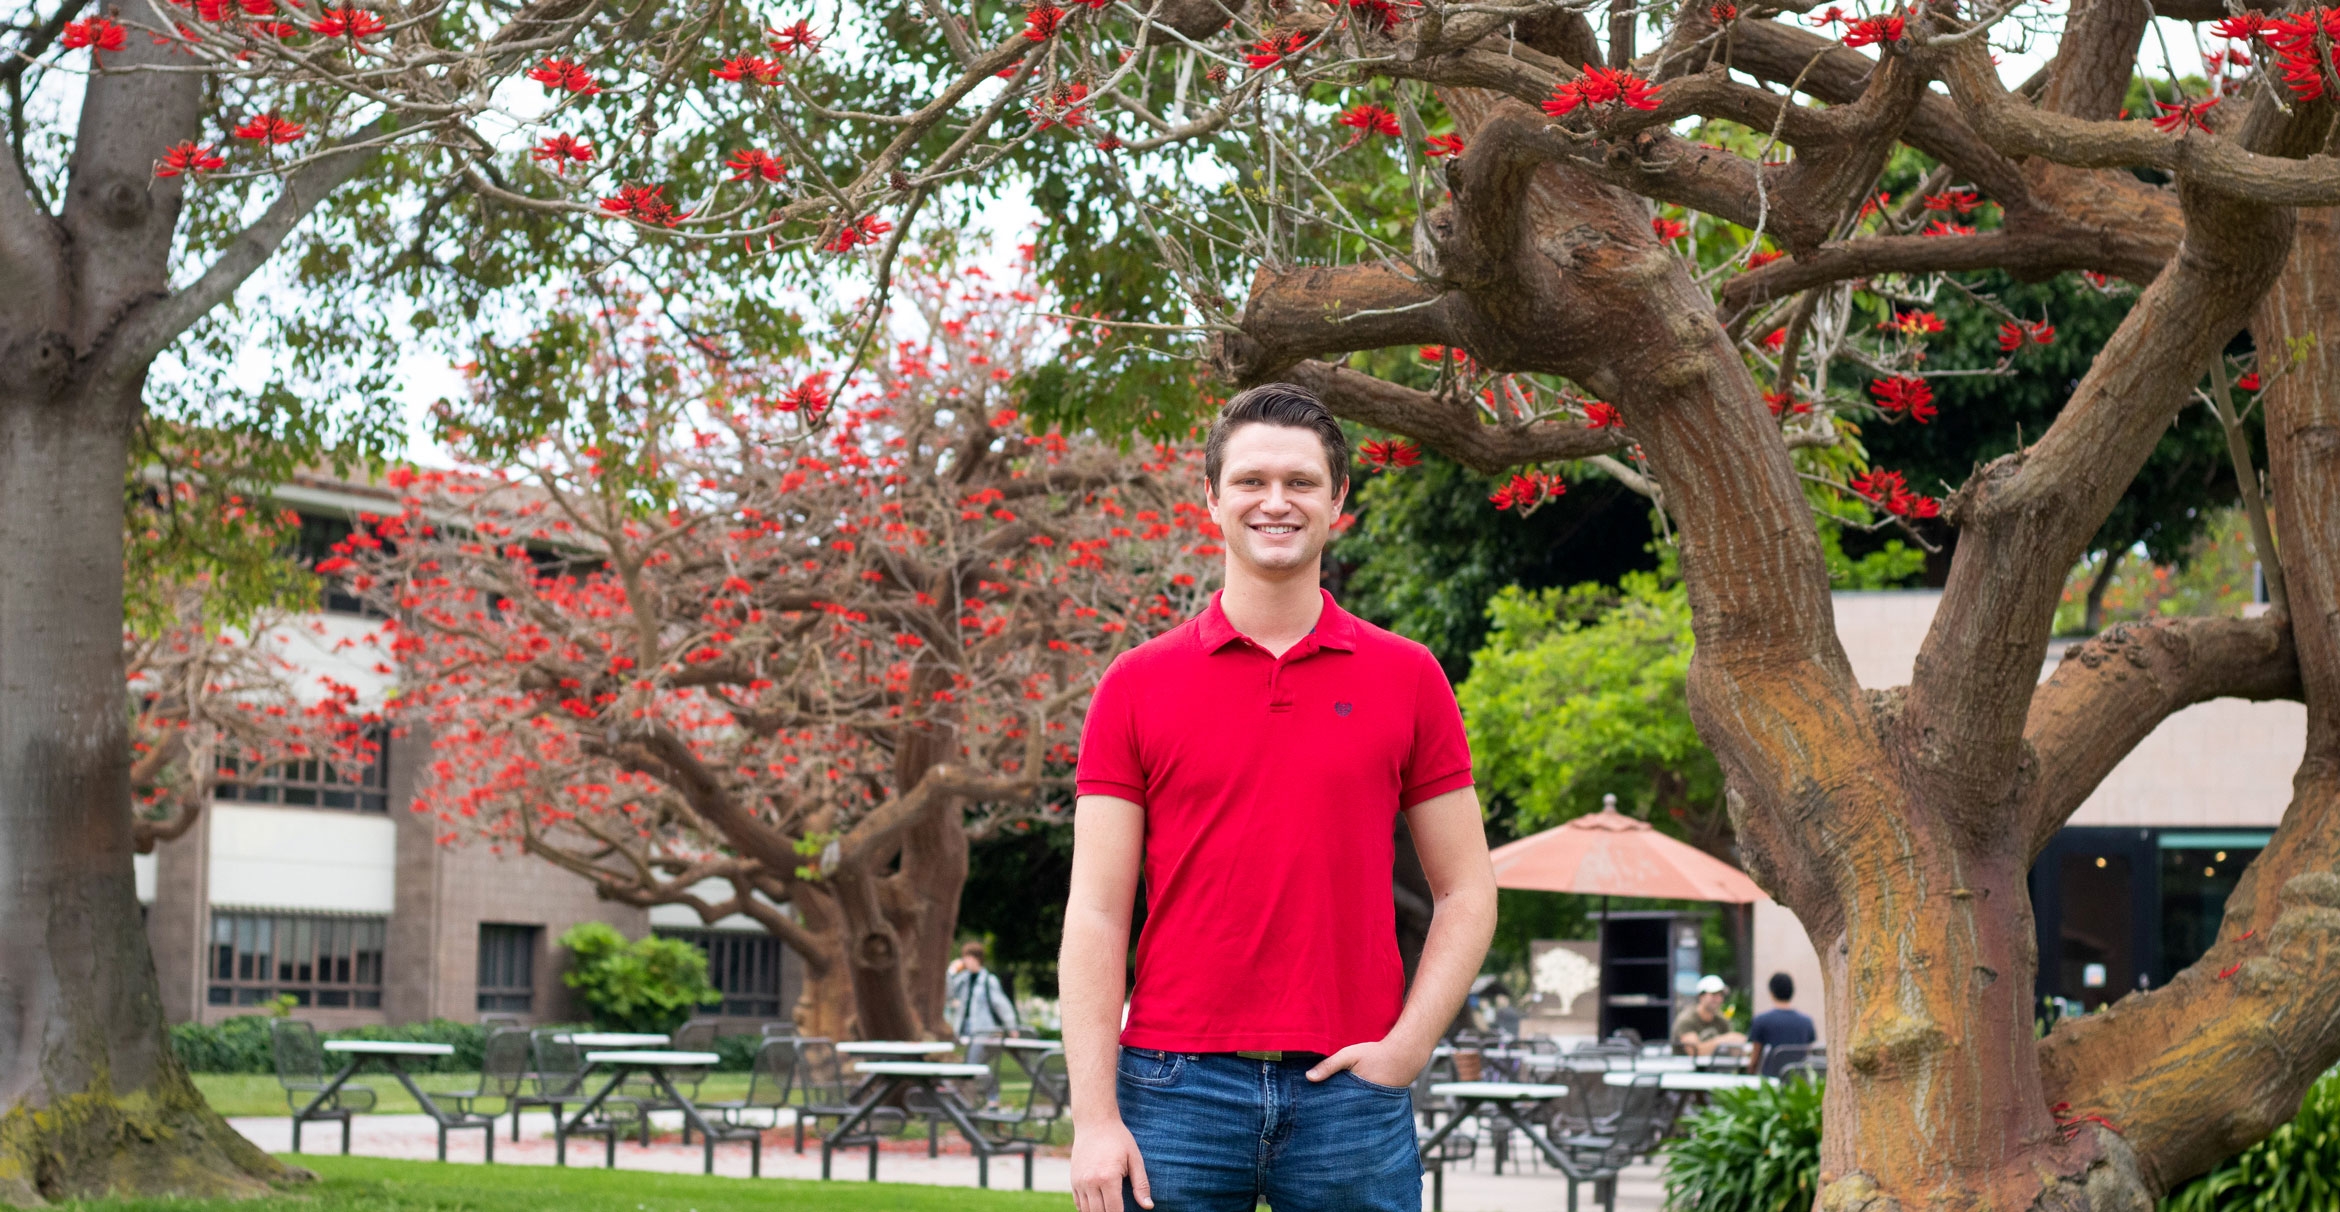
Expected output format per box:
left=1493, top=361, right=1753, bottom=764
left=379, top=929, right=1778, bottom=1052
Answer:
left=1059, top=911, right=1129, bottom=1127
left=1382, top=880, right=1498, bottom=1059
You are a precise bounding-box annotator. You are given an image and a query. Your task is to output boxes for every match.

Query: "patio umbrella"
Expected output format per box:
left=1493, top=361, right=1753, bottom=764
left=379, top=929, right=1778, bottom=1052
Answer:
left=1489, top=795, right=1763, bottom=903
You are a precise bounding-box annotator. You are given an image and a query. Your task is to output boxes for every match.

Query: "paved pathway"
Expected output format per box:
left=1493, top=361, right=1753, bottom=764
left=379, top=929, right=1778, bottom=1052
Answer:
left=228, top=1111, right=1667, bottom=1211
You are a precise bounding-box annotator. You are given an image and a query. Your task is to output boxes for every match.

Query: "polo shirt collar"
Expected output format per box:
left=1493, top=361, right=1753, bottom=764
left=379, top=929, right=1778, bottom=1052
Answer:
left=1196, top=589, right=1358, bottom=654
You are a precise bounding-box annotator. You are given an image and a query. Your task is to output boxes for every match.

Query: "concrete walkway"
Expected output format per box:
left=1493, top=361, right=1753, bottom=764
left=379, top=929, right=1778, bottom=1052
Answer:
left=229, top=1110, right=1668, bottom=1210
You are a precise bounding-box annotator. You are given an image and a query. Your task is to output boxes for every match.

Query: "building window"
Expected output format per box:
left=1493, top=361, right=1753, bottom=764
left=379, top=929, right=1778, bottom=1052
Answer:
left=658, top=928, right=784, bottom=1017
left=214, top=728, right=390, bottom=814
left=477, top=924, right=539, bottom=1013
left=293, top=513, right=379, bottom=616
left=208, top=912, right=386, bottom=1007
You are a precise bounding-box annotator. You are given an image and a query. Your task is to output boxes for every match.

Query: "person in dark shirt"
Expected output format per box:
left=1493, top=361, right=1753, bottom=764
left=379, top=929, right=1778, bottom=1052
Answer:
left=1746, top=972, right=1819, bottom=1077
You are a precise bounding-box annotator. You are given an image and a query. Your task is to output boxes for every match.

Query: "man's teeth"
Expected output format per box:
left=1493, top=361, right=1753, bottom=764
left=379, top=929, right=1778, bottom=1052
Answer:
left=1258, top=525, right=1299, bottom=534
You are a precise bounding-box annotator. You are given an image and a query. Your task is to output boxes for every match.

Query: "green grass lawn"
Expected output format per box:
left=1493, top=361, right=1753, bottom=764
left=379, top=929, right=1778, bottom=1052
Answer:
left=53, top=1154, right=1069, bottom=1211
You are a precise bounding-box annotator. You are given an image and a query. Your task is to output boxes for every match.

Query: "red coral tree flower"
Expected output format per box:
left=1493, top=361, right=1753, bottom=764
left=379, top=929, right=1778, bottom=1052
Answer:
left=766, top=19, right=821, bottom=54
left=1029, top=83, right=1093, bottom=129
left=1922, top=187, right=1983, bottom=213
left=232, top=113, right=306, bottom=144
left=1841, top=14, right=1903, bottom=47
left=1418, top=344, right=1469, bottom=367
left=1423, top=132, right=1466, bottom=157
left=2151, top=97, right=2218, bottom=133
left=777, top=373, right=832, bottom=414
left=712, top=54, right=783, bottom=84
left=600, top=183, right=685, bottom=226
left=1709, top=2, right=1737, bottom=20
left=1024, top=3, right=1067, bottom=40
left=528, top=58, right=600, bottom=94
left=1359, top=438, right=1421, bottom=470
left=1652, top=216, right=1688, bottom=241
left=309, top=8, right=385, bottom=38
left=1338, top=103, right=1402, bottom=141
left=1489, top=471, right=1563, bottom=513
left=824, top=214, right=893, bottom=252
left=62, top=17, right=127, bottom=53
left=725, top=148, right=786, bottom=183
left=1848, top=469, right=1940, bottom=519
left=1245, top=31, right=1309, bottom=69
left=1921, top=219, right=1977, bottom=237
left=1879, top=310, right=1945, bottom=337
left=1583, top=401, right=1625, bottom=429
left=155, top=141, right=225, bottom=178
left=1870, top=376, right=1938, bottom=423
left=1545, top=65, right=1661, bottom=115
left=532, top=133, right=595, bottom=173
left=2237, top=370, right=2263, bottom=391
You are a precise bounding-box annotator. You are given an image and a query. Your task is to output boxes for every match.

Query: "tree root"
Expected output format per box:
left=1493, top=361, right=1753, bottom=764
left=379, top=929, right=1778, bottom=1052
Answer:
left=0, top=1069, right=308, bottom=1207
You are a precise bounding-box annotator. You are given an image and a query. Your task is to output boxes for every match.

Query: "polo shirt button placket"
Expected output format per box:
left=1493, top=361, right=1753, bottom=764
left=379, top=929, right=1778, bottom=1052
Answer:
left=1267, top=651, right=1294, bottom=714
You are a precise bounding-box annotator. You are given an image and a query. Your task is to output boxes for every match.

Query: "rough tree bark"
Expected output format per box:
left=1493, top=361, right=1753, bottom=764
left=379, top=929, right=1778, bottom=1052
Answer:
left=0, top=22, right=381, bottom=1204
left=1199, top=1, right=2340, bottom=1200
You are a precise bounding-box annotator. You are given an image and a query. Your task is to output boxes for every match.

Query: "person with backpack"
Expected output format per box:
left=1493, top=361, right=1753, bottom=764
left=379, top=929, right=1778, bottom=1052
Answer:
left=947, top=940, right=1020, bottom=1039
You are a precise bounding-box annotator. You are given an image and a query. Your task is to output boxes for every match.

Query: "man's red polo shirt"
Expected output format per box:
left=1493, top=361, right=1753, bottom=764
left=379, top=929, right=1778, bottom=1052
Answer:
left=1076, top=589, right=1474, bottom=1055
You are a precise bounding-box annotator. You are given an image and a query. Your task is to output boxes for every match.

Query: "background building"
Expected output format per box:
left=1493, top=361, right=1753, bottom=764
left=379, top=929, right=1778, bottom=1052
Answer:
left=135, top=473, right=802, bottom=1029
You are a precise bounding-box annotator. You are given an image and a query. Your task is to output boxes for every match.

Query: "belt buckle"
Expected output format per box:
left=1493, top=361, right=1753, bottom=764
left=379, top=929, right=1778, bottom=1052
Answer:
left=1235, top=1050, right=1283, bottom=1061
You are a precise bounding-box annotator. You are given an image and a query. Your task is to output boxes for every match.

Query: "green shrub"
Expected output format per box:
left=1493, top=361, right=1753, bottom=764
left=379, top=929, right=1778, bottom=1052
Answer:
left=1661, top=1077, right=1824, bottom=1212
left=2162, top=1069, right=2340, bottom=1211
left=558, top=922, right=718, bottom=1033
left=170, top=1017, right=495, bottom=1074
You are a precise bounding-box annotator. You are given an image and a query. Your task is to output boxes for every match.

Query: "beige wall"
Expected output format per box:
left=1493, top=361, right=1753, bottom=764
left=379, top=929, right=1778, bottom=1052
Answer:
left=1832, top=592, right=2304, bottom=830
left=1751, top=896, right=1826, bottom=1041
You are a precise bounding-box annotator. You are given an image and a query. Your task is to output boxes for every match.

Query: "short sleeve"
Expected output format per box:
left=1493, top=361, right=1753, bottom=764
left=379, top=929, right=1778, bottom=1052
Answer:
left=1747, top=1014, right=1776, bottom=1046
left=1075, top=654, right=1148, bottom=806
left=1399, top=646, right=1474, bottom=809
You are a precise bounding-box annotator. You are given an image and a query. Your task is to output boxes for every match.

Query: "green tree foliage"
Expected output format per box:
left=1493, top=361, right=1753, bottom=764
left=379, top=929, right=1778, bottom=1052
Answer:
left=1459, top=572, right=1718, bottom=847
left=556, top=923, right=718, bottom=1034
left=1849, top=271, right=2254, bottom=567
left=1334, top=454, right=1658, bottom=679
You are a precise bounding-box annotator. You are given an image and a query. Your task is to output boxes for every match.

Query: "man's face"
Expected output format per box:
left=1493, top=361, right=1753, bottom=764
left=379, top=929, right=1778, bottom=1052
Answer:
left=1698, top=991, right=1725, bottom=1016
left=1207, top=422, right=1345, bottom=578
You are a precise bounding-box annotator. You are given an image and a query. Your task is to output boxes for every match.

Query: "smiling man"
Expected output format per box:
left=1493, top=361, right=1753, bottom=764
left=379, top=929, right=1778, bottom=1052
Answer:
left=1060, top=384, right=1498, bottom=1212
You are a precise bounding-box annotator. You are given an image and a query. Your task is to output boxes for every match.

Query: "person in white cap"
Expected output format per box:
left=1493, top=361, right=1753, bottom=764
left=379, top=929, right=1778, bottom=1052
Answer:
left=1672, top=974, right=1748, bottom=1057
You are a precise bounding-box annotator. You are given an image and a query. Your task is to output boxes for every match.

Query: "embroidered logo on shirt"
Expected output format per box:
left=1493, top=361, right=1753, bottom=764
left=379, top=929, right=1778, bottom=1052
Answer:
left=1334, top=701, right=1354, bottom=716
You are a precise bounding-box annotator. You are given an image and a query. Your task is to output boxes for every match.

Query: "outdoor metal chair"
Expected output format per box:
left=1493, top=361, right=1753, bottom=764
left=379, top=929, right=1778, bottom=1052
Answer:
left=270, top=1019, right=374, bottom=1154
left=959, top=1047, right=1062, bottom=1189
left=760, top=1021, right=799, bottom=1038
left=531, top=1029, right=643, bottom=1148
left=699, top=1036, right=798, bottom=1130
left=1704, top=1041, right=1752, bottom=1071
left=667, top=1018, right=719, bottom=1109
left=1553, top=1073, right=1667, bottom=1212
left=417, top=1027, right=520, bottom=1161
left=790, top=1036, right=905, bottom=1155
left=1779, top=1052, right=1827, bottom=1085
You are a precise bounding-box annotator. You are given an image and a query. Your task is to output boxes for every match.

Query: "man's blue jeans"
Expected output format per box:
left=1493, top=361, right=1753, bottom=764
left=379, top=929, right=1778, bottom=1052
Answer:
left=1117, top=1049, right=1423, bottom=1211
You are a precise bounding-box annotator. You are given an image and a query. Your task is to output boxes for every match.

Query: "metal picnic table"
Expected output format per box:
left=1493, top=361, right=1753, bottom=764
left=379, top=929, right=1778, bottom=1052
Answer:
left=554, top=1049, right=761, bottom=1175
left=1418, top=1081, right=1574, bottom=1209
left=821, top=1061, right=1039, bottom=1189
left=314, top=1040, right=496, bottom=1161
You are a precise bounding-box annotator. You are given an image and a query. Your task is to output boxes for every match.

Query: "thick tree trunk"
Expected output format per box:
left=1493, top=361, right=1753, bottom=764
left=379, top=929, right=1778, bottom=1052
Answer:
left=0, top=389, right=296, bottom=1204
left=895, top=803, right=968, bottom=1035
left=825, top=855, right=926, bottom=1041
left=784, top=891, right=857, bottom=1039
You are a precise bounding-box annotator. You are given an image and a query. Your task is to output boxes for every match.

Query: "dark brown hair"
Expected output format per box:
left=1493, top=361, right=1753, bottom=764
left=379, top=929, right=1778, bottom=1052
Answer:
left=961, top=940, right=986, bottom=961
left=1203, top=383, right=1350, bottom=494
